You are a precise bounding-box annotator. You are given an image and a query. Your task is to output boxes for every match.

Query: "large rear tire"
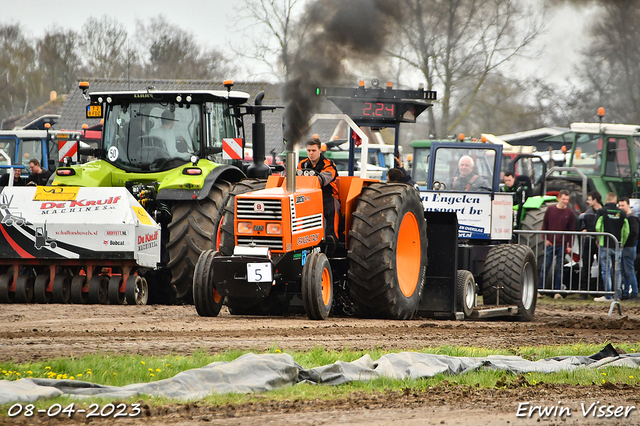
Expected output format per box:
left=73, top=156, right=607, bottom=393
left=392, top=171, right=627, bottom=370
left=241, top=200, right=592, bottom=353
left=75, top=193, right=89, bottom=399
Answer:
left=301, top=252, right=333, bottom=320
left=217, top=179, right=268, bottom=256
left=348, top=183, right=428, bottom=319
left=167, top=180, right=234, bottom=299
left=518, top=202, right=552, bottom=276
left=546, top=179, right=586, bottom=213
left=482, top=244, right=537, bottom=321
left=193, top=249, right=224, bottom=317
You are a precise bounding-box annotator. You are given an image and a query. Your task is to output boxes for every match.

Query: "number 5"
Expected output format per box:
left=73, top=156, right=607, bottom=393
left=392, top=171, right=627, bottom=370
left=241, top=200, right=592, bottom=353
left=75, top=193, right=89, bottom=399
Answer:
left=255, top=269, right=262, bottom=281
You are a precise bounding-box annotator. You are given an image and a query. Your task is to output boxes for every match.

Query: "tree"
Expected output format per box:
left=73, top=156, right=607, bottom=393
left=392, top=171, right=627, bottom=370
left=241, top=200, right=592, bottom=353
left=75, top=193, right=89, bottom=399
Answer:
left=37, top=27, right=81, bottom=95
left=232, top=0, right=309, bottom=81
left=567, top=0, right=640, bottom=124
left=390, top=0, right=546, bottom=137
left=137, top=15, right=235, bottom=80
left=79, top=16, right=136, bottom=78
left=0, top=23, right=38, bottom=124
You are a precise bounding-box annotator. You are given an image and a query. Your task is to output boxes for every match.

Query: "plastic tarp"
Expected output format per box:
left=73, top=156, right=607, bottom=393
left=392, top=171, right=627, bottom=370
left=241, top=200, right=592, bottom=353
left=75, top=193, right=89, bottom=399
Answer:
left=1, top=344, right=637, bottom=405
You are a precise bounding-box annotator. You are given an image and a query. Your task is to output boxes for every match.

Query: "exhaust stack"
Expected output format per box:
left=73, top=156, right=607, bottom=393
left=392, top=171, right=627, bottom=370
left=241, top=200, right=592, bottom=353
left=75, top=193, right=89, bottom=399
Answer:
left=247, top=91, right=270, bottom=179
left=286, top=151, right=296, bottom=193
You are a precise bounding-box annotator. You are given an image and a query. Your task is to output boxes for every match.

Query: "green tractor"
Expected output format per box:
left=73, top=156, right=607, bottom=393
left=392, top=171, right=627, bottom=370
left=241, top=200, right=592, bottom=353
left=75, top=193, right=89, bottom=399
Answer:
left=51, top=81, right=276, bottom=303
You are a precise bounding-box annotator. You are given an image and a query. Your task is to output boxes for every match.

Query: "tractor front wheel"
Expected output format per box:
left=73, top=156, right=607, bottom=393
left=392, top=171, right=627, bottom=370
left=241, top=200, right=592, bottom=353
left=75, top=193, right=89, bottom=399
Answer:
left=193, top=249, right=224, bottom=317
left=301, top=252, right=333, bottom=320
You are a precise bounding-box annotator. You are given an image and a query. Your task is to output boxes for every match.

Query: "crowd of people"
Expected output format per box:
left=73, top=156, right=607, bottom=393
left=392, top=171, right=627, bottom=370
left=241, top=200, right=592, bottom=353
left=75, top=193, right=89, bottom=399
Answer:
left=0, top=159, right=51, bottom=187
left=539, top=189, right=640, bottom=301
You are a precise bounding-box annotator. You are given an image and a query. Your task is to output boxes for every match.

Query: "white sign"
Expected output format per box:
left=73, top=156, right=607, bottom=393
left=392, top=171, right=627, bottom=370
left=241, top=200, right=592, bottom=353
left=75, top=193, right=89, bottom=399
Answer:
left=491, top=193, right=514, bottom=240
left=420, top=191, right=493, bottom=239
left=247, top=262, right=272, bottom=282
left=108, top=146, right=119, bottom=161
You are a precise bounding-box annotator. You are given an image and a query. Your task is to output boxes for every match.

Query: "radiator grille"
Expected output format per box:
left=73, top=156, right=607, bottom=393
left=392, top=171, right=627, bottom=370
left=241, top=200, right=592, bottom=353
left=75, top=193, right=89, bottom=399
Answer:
left=236, top=198, right=282, bottom=220
left=236, top=236, right=283, bottom=250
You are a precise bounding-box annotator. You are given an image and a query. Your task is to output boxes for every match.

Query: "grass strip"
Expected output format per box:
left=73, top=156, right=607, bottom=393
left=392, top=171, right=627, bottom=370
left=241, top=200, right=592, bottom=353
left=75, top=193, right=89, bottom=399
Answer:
left=1, top=343, right=639, bottom=412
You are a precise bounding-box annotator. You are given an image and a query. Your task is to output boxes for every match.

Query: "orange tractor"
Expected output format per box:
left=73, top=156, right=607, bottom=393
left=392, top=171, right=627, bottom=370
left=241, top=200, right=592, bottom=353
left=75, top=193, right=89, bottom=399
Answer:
left=193, top=82, right=434, bottom=320
left=194, top=171, right=427, bottom=320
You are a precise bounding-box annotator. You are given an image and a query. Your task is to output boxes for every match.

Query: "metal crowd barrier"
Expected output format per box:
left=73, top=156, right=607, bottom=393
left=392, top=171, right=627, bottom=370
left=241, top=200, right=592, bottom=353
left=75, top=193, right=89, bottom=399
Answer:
left=513, top=230, right=622, bottom=316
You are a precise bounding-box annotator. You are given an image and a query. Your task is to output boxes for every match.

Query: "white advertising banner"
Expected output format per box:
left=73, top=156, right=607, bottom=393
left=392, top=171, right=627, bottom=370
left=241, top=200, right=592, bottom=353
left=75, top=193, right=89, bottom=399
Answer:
left=421, top=191, right=512, bottom=240
left=0, top=186, right=160, bottom=267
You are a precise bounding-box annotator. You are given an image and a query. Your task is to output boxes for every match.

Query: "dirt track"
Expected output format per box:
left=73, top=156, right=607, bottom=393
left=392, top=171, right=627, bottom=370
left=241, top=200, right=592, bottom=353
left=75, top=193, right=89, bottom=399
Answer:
left=2, top=299, right=640, bottom=425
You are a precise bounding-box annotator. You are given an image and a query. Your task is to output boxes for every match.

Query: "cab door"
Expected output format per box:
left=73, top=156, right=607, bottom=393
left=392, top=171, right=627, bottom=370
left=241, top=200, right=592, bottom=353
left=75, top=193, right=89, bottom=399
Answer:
left=603, top=136, right=634, bottom=196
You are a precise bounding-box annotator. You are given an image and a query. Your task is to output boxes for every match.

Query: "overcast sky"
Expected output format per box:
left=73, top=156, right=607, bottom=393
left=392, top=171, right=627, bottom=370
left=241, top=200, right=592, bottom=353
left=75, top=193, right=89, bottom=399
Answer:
left=3, top=0, right=596, bottom=87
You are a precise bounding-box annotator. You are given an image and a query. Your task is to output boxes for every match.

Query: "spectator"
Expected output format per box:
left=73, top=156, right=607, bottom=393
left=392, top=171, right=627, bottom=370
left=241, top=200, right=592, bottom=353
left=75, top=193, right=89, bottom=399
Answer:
left=539, top=189, right=575, bottom=298
left=0, top=168, right=25, bottom=187
left=27, top=159, right=51, bottom=186
left=618, top=197, right=638, bottom=301
left=594, top=192, right=628, bottom=301
left=501, top=172, right=517, bottom=193
left=578, top=190, right=603, bottom=297
left=298, top=137, right=340, bottom=244
left=387, top=156, right=418, bottom=190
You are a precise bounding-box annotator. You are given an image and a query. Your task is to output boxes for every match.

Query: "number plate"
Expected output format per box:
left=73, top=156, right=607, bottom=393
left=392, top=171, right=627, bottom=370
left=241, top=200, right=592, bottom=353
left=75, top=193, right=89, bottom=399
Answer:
left=86, top=105, right=102, bottom=118
left=247, top=263, right=272, bottom=283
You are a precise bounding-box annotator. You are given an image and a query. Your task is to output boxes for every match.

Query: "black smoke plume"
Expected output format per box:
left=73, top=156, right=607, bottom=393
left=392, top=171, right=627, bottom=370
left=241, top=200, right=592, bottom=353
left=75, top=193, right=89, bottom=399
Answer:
left=281, top=0, right=401, bottom=151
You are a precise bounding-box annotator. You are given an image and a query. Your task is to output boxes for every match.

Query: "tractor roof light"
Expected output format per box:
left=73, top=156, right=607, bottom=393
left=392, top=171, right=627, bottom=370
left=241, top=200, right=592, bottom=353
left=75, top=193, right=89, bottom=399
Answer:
left=597, top=107, right=605, bottom=118
left=458, top=133, right=465, bottom=141
left=223, top=80, right=234, bottom=92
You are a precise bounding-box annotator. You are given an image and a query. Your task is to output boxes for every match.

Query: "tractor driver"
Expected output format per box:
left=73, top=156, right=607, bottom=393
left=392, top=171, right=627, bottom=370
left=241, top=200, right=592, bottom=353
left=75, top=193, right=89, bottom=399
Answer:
left=449, top=155, right=491, bottom=192
left=298, top=137, right=340, bottom=245
left=150, top=110, right=190, bottom=160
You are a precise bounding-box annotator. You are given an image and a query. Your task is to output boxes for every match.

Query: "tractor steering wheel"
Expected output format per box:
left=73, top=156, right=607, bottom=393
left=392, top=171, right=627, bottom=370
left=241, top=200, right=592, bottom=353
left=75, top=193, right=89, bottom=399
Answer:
left=433, top=181, right=446, bottom=190
left=297, top=168, right=319, bottom=177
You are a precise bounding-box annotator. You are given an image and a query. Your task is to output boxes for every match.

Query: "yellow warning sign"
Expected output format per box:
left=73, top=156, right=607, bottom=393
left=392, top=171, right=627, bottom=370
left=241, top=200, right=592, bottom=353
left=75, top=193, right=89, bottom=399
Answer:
left=33, top=186, right=80, bottom=201
left=132, top=206, right=153, bottom=225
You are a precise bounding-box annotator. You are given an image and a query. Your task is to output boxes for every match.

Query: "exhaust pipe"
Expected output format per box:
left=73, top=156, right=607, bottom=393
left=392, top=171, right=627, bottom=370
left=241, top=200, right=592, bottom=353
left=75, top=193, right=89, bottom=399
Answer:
left=247, top=91, right=270, bottom=179
left=286, top=151, right=296, bottom=193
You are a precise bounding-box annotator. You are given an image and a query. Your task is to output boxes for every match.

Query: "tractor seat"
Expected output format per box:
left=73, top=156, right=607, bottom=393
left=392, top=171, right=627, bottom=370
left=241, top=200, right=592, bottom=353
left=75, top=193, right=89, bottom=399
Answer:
left=515, top=175, right=533, bottom=198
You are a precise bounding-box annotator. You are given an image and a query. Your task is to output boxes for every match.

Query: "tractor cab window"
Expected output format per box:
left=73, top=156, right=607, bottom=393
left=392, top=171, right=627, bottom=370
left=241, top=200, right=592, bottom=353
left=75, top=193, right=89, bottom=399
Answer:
left=570, top=133, right=602, bottom=175
left=0, top=138, right=17, bottom=174
left=206, top=102, right=239, bottom=164
left=412, top=147, right=430, bottom=186
left=17, top=138, right=43, bottom=169
left=431, top=147, right=496, bottom=192
left=104, top=102, right=201, bottom=172
left=604, top=137, right=631, bottom=178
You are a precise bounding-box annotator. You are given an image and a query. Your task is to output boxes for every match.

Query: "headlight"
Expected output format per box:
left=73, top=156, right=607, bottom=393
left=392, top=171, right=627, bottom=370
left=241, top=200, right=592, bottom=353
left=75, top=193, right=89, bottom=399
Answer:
left=266, top=223, right=281, bottom=234
left=237, top=222, right=253, bottom=234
